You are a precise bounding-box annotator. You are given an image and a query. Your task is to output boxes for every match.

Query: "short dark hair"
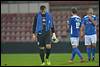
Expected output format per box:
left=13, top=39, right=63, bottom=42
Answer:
left=40, top=5, right=46, bottom=10
left=71, top=7, right=78, bottom=14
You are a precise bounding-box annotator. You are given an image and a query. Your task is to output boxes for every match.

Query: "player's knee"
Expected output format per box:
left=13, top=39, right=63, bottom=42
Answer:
left=46, top=44, right=51, bottom=49
left=39, top=47, right=45, bottom=50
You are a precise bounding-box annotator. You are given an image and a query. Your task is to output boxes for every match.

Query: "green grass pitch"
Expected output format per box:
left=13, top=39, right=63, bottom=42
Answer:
left=1, top=53, right=99, bottom=66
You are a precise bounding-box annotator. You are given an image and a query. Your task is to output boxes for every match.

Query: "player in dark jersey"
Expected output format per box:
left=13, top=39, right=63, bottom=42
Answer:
left=32, top=5, right=57, bottom=65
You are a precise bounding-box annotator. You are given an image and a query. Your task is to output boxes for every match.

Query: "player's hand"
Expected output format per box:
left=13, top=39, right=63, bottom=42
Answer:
left=88, top=15, right=96, bottom=26
left=88, top=16, right=93, bottom=22
left=32, top=34, right=37, bottom=41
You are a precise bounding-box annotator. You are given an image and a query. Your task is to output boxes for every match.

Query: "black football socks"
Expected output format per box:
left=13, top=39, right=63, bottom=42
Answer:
left=46, top=48, right=51, bottom=59
left=40, top=49, right=45, bottom=63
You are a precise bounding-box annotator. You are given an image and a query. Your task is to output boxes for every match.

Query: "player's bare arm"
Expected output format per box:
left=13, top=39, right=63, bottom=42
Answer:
left=80, top=24, right=84, bottom=39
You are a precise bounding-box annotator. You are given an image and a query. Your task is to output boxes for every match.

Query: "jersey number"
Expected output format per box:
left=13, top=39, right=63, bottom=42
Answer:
left=76, top=18, right=81, bottom=28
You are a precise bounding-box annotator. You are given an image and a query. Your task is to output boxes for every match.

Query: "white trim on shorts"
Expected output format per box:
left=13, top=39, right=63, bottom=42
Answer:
left=85, top=34, right=97, bottom=45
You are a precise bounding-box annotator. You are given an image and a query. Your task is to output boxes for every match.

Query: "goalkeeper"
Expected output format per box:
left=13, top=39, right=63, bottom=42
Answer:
left=32, top=5, right=58, bottom=65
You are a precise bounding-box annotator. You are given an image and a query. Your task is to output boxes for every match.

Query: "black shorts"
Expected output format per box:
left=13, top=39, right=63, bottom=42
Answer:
left=37, top=31, right=51, bottom=47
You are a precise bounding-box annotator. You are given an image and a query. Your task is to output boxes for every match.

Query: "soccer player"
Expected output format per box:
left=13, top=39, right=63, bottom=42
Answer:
left=67, top=7, right=84, bottom=63
left=32, top=5, right=57, bottom=65
left=80, top=8, right=97, bottom=62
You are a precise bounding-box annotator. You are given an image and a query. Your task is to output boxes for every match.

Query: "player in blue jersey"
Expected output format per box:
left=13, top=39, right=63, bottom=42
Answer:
left=80, top=8, right=97, bottom=62
left=67, top=7, right=84, bottom=63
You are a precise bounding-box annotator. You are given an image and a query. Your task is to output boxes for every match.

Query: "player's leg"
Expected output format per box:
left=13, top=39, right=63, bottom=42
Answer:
left=73, top=38, right=84, bottom=62
left=69, top=37, right=84, bottom=63
left=37, top=35, right=45, bottom=65
left=70, top=45, right=84, bottom=63
left=69, top=38, right=75, bottom=63
left=86, top=45, right=91, bottom=61
left=45, top=32, right=52, bottom=65
left=45, top=44, right=51, bottom=65
left=69, top=37, right=77, bottom=62
left=91, top=34, right=97, bottom=61
left=91, top=44, right=96, bottom=61
left=70, top=45, right=76, bottom=62
left=85, top=35, right=91, bottom=62
left=46, top=44, right=51, bottom=60
left=74, top=47, right=84, bottom=62
left=39, top=47, right=45, bottom=65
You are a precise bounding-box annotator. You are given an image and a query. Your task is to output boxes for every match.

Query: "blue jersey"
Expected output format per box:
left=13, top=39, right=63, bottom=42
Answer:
left=82, top=15, right=96, bottom=35
left=68, top=15, right=81, bottom=37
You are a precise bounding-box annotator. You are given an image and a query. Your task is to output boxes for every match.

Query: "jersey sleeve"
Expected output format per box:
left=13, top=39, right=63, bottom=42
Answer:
left=66, top=18, right=71, bottom=32
left=51, top=16, right=55, bottom=33
left=49, top=13, right=55, bottom=33
left=67, top=20, right=70, bottom=25
left=32, top=14, right=37, bottom=33
left=67, top=18, right=71, bottom=26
